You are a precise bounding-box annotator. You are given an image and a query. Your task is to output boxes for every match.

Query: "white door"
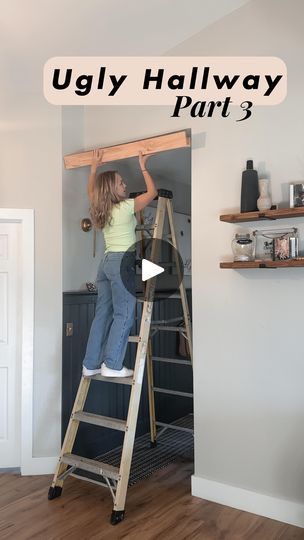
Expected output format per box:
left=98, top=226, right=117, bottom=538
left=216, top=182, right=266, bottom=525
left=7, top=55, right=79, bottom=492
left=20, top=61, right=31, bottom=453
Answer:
left=0, top=222, right=21, bottom=467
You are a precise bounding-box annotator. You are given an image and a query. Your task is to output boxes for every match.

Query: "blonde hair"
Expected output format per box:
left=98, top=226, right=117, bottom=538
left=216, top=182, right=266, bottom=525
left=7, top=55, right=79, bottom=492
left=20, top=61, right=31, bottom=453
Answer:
left=90, top=171, right=123, bottom=229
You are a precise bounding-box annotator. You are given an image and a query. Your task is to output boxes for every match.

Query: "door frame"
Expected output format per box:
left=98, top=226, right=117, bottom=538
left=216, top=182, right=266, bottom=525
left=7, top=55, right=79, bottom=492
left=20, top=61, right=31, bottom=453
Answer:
left=0, top=209, right=56, bottom=474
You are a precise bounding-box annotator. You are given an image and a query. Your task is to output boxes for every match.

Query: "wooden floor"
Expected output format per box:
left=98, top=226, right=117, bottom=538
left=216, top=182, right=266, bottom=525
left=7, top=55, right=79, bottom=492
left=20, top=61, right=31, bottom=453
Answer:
left=0, top=460, right=303, bottom=539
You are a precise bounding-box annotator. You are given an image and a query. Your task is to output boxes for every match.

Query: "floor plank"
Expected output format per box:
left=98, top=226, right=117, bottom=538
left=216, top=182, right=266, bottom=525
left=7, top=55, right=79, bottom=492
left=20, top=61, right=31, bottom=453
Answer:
left=0, top=460, right=303, bottom=539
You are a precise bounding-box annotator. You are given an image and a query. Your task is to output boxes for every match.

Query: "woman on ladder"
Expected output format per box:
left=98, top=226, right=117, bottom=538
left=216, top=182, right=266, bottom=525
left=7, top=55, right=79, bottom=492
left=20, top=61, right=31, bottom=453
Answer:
left=82, top=149, right=157, bottom=378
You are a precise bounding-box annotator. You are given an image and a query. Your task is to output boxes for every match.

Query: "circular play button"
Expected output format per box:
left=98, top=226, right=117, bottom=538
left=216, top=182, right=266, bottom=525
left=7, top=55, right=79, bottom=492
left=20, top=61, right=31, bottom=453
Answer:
left=120, top=238, right=184, bottom=302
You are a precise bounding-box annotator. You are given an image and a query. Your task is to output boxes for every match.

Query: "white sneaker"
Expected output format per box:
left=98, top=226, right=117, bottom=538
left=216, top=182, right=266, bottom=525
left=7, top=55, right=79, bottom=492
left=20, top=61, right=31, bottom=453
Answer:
left=82, top=366, right=101, bottom=377
left=100, top=364, right=134, bottom=378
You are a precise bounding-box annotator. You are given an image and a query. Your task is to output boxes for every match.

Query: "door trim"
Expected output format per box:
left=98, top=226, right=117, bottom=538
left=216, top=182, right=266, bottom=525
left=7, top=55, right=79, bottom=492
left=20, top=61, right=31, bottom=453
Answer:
left=0, top=209, right=57, bottom=474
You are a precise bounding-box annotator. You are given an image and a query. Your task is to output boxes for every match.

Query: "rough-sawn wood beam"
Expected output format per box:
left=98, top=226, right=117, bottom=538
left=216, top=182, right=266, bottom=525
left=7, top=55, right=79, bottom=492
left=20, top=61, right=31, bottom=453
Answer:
left=64, top=130, right=190, bottom=169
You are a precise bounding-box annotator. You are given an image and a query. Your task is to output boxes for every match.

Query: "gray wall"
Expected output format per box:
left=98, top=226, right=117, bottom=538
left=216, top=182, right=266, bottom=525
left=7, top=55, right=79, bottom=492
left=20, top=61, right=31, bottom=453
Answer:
left=0, top=93, right=62, bottom=457
left=62, top=107, right=104, bottom=291
left=170, top=0, right=304, bottom=513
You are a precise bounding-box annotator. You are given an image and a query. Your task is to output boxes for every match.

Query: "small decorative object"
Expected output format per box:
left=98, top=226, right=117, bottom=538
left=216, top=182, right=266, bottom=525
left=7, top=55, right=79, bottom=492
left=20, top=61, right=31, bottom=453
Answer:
left=253, top=228, right=298, bottom=260
left=289, top=183, right=304, bottom=208
left=253, top=230, right=274, bottom=260
left=86, top=282, right=97, bottom=293
left=289, top=235, right=299, bottom=258
left=257, top=178, right=272, bottom=211
left=274, top=237, right=290, bottom=260
left=231, top=233, right=254, bottom=261
left=240, top=160, right=259, bottom=213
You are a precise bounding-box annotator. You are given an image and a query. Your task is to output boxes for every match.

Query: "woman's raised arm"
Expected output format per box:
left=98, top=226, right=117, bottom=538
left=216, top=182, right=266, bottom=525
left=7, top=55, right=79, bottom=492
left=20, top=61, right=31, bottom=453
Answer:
left=134, top=152, right=158, bottom=212
left=88, top=149, right=103, bottom=201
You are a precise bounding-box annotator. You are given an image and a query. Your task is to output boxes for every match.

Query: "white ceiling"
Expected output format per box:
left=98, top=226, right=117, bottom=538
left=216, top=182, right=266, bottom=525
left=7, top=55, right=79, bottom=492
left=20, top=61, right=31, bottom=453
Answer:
left=2, top=0, right=251, bottom=92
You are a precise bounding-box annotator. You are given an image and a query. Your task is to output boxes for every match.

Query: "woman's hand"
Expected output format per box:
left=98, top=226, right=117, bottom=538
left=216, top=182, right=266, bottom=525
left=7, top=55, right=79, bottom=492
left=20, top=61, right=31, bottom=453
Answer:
left=91, top=148, right=103, bottom=172
left=138, top=151, right=151, bottom=171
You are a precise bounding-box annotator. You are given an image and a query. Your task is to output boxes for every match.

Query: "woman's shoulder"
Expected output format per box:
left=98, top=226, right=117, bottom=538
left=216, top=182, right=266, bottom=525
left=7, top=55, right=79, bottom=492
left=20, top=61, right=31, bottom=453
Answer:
left=119, top=198, right=135, bottom=213
left=121, top=197, right=134, bottom=205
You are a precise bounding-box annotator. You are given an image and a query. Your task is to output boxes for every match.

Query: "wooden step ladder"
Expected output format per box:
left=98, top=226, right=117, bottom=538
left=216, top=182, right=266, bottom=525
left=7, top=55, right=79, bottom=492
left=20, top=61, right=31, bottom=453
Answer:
left=48, top=189, right=193, bottom=525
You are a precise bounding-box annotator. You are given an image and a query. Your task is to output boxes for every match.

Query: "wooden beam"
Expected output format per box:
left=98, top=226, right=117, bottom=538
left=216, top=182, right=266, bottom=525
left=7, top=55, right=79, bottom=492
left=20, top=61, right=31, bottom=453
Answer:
left=64, top=130, right=190, bottom=170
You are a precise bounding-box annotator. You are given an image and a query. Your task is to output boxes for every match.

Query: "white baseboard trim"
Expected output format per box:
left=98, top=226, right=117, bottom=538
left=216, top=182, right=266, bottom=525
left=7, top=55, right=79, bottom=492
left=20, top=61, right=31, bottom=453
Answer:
left=21, top=457, right=58, bottom=476
left=191, top=474, right=304, bottom=529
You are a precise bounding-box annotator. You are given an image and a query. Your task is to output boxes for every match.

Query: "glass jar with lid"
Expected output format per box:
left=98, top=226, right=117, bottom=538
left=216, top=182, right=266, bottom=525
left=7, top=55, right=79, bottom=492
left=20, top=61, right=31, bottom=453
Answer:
left=231, top=233, right=254, bottom=261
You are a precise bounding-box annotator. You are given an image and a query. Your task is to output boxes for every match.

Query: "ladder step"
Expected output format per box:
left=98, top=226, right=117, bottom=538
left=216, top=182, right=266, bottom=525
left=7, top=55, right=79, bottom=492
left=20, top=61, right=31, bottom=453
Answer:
left=135, top=225, right=156, bottom=231
left=156, top=421, right=194, bottom=434
left=92, top=374, right=133, bottom=385
left=130, top=188, right=173, bottom=199
left=136, top=293, right=181, bottom=302
left=152, top=356, right=191, bottom=366
left=151, top=325, right=186, bottom=332
left=153, top=387, right=193, bottom=398
left=128, top=335, right=140, bottom=342
left=61, top=453, right=120, bottom=481
left=73, top=411, right=127, bottom=431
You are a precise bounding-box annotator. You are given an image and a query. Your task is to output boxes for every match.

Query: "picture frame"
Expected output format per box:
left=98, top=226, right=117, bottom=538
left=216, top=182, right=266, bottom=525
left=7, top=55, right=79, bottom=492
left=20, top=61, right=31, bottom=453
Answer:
left=289, top=183, right=304, bottom=208
left=253, top=228, right=298, bottom=261
left=274, top=236, right=290, bottom=260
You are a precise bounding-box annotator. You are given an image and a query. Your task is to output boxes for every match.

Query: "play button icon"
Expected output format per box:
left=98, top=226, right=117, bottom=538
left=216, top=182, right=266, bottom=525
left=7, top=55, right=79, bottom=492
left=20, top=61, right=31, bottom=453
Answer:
left=142, top=259, right=164, bottom=281
left=120, top=238, right=184, bottom=302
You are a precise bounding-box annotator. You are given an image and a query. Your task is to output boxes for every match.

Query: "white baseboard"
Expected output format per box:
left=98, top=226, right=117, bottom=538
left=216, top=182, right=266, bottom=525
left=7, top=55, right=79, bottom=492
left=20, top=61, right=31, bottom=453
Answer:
left=21, top=456, right=58, bottom=476
left=191, top=474, right=304, bottom=529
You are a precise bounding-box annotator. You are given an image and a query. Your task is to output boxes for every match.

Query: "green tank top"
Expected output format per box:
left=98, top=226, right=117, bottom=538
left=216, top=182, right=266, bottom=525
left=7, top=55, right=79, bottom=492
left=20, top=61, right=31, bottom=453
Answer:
left=103, top=199, right=137, bottom=252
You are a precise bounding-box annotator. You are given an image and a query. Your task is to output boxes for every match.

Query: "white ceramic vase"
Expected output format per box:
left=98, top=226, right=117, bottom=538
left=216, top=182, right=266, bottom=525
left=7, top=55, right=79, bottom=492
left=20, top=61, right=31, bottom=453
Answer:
left=257, top=178, right=271, bottom=211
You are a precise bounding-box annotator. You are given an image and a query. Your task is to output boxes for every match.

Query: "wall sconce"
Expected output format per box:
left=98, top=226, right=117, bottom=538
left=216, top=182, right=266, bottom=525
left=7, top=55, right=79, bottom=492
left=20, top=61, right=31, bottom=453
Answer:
left=81, top=218, right=92, bottom=232
left=81, top=218, right=96, bottom=257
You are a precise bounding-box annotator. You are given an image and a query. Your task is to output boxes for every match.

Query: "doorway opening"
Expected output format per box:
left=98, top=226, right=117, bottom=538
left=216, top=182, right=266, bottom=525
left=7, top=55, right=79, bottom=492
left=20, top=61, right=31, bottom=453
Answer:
left=61, top=128, right=192, bottom=499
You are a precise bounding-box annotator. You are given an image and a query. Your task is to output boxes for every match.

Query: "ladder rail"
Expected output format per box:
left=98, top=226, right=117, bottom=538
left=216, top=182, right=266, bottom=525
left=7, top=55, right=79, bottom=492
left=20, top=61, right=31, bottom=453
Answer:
left=114, top=196, right=167, bottom=512
left=51, top=376, right=91, bottom=489
left=147, top=338, right=157, bottom=444
left=166, top=198, right=193, bottom=362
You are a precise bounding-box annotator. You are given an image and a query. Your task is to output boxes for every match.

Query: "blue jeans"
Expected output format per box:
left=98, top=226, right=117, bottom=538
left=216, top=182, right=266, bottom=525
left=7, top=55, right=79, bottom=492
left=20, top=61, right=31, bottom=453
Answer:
left=83, top=251, right=136, bottom=370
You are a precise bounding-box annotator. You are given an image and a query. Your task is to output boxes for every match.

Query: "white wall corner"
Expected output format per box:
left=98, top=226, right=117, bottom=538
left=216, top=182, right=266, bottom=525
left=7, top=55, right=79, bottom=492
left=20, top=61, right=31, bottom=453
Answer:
left=191, top=475, right=304, bottom=529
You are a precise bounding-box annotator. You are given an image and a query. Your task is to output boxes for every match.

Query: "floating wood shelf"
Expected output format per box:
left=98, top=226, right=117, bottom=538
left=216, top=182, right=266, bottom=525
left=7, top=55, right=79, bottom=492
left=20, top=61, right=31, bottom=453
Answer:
left=220, top=259, right=304, bottom=269
left=220, top=207, right=304, bottom=223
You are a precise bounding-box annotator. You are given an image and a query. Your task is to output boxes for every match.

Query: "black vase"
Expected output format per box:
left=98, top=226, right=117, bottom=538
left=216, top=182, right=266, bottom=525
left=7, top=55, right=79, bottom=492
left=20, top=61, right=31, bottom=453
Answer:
left=240, top=160, right=259, bottom=213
